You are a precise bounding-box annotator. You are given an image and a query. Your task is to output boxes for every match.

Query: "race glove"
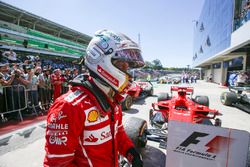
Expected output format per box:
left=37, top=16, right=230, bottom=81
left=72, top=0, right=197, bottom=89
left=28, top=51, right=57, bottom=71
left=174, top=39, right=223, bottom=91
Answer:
left=126, top=147, right=143, bottom=167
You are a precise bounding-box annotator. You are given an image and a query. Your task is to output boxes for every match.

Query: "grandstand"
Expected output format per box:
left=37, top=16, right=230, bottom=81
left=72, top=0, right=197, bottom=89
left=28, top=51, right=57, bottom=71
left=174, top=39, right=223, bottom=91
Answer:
left=0, top=1, right=91, bottom=60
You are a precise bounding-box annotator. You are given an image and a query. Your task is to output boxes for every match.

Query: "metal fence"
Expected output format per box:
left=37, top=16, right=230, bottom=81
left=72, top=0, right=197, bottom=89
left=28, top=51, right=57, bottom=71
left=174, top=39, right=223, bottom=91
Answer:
left=0, top=85, right=70, bottom=122
left=0, top=85, right=28, bottom=121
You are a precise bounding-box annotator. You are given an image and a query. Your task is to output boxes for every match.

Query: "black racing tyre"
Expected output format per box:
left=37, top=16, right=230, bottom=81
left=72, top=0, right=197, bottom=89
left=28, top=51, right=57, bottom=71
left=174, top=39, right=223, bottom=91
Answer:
left=194, top=95, right=209, bottom=107
left=220, top=92, right=238, bottom=106
left=194, top=95, right=209, bottom=116
left=149, top=109, right=154, bottom=126
left=157, top=93, right=170, bottom=102
left=122, top=95, right=133, bottom=110
left=123, top=117, right=148, bottom=148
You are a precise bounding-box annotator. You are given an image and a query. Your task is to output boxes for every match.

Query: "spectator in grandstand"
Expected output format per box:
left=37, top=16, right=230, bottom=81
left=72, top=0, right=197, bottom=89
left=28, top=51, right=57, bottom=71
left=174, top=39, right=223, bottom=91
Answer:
left=234, top=14, right=241, bottom=30
left=240, top=8, right=247, bottom=25
left=34, top=55, right=42, bottom=68
left=23, top=66, right=41, bottom=114
left=245, top=0, right=250, bottom=21
left=43, top=67, right=52, bottom=109
left=64, top=68, right=73, bottom=81
left=35, top=61, right=42, bottom=68
left=0, top=63, right=15, bottom=85
left=2, top=49, right=19, bottom=63
left=72, top=67, right=79, bottom=78
left=4, top=68, right=27, bottom=119
left=36, top=67, right=47, bottom=112
left=35, top=55, right=40, bottom=62
left=61, top=68, right=72, bottom=94
left=50, top=68, right=62, bottom=101
left=44, top=29, right=143, bottom=167
left=0, top=50, right=9, bottom=64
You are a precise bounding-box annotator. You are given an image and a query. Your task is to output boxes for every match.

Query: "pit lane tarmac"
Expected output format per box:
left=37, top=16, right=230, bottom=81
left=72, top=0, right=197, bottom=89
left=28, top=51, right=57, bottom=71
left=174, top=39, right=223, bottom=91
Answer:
left=1, top=80, right=250, bottom=167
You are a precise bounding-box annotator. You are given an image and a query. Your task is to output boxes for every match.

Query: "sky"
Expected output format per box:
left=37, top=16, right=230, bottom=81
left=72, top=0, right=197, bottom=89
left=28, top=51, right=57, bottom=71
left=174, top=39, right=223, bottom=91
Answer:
left=2, top=0, right=204, bottom=68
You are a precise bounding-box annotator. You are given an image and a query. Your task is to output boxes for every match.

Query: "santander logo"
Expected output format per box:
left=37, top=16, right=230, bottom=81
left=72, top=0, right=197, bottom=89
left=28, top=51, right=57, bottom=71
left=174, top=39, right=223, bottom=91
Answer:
left=85, top=134, right=98, bottom=142
left=97, top=65, right=119, bottom=87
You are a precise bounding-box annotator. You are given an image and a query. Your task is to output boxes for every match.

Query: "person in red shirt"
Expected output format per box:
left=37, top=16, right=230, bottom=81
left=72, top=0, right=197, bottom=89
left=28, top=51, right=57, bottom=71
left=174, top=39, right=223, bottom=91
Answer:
left=50, top=69, right=62, bottom=101
left=44, top=30, right=144, bottom=167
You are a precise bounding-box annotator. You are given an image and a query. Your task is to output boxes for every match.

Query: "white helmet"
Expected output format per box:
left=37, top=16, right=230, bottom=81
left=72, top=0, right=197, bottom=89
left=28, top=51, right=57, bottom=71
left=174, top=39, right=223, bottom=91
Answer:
left=85, top=30, right=144, bottom=93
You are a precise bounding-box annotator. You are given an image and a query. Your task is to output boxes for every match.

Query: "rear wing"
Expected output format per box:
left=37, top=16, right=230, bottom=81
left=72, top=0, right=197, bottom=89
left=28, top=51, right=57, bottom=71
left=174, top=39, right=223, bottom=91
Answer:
left=171, top=86, right=194, bottom=95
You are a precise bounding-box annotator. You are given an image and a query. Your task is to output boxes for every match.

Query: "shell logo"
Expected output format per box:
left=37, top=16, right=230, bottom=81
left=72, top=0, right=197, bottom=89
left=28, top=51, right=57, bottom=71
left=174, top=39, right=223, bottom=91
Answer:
left=87, top=110, right=99, bottom=122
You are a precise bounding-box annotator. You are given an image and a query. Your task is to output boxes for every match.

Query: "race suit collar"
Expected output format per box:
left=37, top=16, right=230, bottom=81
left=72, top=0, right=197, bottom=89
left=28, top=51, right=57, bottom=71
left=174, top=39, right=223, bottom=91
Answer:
left=92, top=78, right=125, bottom=103
left=92, top=78, right=114, bottom=99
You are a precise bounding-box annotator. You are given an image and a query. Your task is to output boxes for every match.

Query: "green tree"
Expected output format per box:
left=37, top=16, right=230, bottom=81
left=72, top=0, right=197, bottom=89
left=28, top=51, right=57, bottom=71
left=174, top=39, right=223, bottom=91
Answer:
left=152, top=59, right=163, bottom=70
left=143, top=61, right=153, bottom=69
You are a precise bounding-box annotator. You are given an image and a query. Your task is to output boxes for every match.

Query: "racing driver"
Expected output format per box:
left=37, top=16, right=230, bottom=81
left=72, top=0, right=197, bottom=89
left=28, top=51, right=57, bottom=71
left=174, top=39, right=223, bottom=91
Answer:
left=44, top=29, right=144, bottom=167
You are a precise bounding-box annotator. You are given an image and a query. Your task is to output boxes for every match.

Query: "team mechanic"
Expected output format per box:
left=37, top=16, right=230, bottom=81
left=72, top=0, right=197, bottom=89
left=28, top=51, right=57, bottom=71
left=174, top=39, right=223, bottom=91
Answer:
left=44, top=30, right=144, bottom=167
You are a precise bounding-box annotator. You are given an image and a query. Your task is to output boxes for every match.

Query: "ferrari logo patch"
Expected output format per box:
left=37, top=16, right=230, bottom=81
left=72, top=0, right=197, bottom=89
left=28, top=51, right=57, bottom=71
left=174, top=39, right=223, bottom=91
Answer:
left=87, top=110, right=99, bottom=122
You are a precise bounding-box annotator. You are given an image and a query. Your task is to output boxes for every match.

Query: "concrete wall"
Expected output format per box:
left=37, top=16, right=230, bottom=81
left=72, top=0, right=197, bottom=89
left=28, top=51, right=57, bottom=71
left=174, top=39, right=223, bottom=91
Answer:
left=231, top=21, right=250, bottom=47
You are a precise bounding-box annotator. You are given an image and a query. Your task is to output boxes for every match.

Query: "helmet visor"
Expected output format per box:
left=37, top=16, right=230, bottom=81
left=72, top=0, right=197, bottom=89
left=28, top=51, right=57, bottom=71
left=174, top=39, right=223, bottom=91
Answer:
left=113, top=49, right=145, bottom=69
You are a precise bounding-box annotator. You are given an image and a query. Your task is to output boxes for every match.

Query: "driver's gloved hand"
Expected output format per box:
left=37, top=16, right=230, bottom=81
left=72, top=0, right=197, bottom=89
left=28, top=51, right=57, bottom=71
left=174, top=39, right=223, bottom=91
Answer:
left=126, top=147, right=143, bottom=167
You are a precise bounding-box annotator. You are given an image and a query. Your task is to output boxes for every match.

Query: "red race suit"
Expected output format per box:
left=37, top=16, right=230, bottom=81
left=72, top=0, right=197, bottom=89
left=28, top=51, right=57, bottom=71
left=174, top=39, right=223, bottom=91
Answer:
left=51, top=74, right=62, bottom=101
left=44, top=77, right=134, bottom=167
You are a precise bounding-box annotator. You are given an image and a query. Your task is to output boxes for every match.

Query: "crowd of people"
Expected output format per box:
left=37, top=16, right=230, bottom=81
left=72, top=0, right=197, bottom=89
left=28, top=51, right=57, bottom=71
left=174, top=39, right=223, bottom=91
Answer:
left=228, top=71, right=250, bottom=86
left=181, top=71, right=199, bottom=83
left=0, top=49, right=81, bottom=122
left=234, top=0, right=250, bottom=30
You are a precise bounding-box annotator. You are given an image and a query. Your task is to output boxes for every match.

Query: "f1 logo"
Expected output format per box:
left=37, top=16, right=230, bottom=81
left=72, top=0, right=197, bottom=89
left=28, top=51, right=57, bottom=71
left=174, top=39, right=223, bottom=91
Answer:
left=180, top=132, right=209, bottom=147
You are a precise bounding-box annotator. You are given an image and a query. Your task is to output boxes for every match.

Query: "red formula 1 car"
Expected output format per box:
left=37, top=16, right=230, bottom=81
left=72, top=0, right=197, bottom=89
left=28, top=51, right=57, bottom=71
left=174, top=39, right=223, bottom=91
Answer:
left=144, top=86, right=222, bottom=148
left=149, top=86, right=222, bottom=128
left=122, top=81, right=154, bottom=110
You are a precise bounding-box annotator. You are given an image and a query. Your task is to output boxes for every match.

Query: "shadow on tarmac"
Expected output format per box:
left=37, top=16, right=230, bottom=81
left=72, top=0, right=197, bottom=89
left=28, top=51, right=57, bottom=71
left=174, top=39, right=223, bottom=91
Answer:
left=134, top=98, right=147, bottom=105
left=139, top=145, right=166, bottom=167
left=122, top=108, right=139, bottom=114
